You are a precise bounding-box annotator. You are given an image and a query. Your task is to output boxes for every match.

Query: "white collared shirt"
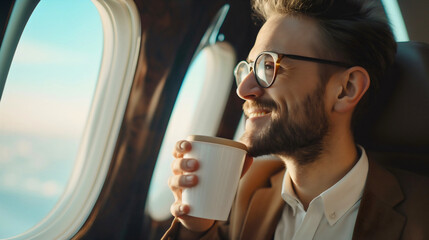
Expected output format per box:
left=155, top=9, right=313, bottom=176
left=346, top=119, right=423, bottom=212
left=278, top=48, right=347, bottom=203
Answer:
left=274, top=146, right=369, bottom=240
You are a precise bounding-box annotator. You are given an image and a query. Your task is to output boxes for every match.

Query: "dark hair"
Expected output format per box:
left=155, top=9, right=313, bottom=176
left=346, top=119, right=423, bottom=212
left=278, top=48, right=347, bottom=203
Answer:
left=252, top=0, right=397, bottom=126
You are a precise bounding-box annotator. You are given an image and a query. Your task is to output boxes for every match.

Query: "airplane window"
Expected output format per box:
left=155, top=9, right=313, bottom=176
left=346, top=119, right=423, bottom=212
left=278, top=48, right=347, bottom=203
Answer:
left=146, top=41, right=236, bottom=221
left=381, top=0, right=409, bottom=41
left=0, top=0, right=102, bottom=238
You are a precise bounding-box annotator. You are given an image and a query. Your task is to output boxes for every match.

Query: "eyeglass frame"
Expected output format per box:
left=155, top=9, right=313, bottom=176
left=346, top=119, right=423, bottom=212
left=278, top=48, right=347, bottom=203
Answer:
left=234, top=51, right=353, bottom=88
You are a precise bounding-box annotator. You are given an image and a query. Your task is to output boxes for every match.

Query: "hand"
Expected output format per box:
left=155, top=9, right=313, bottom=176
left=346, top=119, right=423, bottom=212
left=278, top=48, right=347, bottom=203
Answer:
left=168, top=140, right=254, bottom=233
left=168, top=140, right=214, bottom=233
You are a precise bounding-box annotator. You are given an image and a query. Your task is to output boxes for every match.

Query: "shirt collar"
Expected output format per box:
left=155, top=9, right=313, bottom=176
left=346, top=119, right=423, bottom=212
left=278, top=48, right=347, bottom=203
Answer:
left=280, top=145, right=369, bottom=225
left=281, top=170, right=302, bottom=216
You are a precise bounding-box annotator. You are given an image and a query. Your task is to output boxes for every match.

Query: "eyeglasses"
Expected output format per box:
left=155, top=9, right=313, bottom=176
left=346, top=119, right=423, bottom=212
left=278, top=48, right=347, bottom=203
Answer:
left=234, top=51, right=352, bottom=88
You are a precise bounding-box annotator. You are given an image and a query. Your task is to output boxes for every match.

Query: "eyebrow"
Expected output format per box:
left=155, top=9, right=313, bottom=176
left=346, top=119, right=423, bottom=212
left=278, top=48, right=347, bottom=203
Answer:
left=245, top=49, right=281, bottom=63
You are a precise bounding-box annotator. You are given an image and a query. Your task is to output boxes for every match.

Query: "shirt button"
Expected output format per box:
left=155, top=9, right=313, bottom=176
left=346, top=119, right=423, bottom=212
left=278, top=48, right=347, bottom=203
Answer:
left=329, top=212, right=336, bottom=219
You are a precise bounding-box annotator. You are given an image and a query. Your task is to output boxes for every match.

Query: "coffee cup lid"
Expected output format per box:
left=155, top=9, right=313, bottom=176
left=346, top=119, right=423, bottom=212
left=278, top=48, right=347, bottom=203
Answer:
left=187, top=135, right=248, bottom=151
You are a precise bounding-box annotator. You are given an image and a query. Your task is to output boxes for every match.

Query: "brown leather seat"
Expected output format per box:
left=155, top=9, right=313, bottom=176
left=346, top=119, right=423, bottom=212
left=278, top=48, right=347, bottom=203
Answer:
left=354, top=41, right=429, bottom=176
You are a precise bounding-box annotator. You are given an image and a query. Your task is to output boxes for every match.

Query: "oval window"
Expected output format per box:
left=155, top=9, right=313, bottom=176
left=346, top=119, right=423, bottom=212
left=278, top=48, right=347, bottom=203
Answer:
left=0, top=0, right=102, bottom=237
left=147, top=41, right=236, bottom=221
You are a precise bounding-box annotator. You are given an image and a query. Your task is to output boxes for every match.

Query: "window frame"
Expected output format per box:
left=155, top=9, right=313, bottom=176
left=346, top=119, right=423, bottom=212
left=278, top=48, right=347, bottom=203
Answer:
left=0, top=0, right=39, bottom=101
left=2, top=0, right=141, bottom=239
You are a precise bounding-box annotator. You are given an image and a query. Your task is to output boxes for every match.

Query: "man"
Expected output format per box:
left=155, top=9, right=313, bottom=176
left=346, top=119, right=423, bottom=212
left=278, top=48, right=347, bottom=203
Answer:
left=164, top=0, right=429, bottom=239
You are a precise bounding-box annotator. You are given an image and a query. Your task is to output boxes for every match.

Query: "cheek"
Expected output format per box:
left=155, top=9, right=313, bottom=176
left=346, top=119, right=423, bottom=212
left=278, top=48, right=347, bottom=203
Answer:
left=272, top=75, right=320, bottom=101
left=267, top=73, right=322, bottom=117
left=266, top=91, right=302, bottom=123
left=269, top=96, right=288, bottom=120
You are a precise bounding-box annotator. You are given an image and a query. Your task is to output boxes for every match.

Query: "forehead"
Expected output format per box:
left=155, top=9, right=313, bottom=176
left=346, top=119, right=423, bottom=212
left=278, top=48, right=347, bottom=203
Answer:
left=249, top=15, right=322, bottom=60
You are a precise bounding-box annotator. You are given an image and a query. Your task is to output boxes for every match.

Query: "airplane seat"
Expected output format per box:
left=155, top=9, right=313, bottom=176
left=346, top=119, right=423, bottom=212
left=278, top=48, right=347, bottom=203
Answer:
left=354, top=41, right=429, bottom=176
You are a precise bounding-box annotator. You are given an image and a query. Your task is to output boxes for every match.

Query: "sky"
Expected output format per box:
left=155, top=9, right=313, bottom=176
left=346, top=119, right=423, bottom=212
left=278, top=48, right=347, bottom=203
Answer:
left=0, top=0, right=102, bottom=238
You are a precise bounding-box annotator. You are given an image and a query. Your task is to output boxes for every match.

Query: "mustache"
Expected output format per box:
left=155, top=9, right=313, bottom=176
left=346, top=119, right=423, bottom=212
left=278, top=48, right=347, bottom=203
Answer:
left=243, top=99, right=279, bottom=113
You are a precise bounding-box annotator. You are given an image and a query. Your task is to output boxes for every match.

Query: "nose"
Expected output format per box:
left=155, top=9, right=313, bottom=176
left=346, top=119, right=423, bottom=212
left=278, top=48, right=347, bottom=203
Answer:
left=236, top=71, right=264, bottom=100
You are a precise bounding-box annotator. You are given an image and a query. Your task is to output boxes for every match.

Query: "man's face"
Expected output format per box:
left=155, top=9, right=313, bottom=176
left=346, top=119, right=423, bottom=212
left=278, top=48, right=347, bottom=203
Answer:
left=237, top=15, right=331, bottom=163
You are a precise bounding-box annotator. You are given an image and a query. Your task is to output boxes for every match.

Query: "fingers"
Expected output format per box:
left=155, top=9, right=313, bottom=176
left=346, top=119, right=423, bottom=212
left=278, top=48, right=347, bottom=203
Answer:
left=170, top=203, right=216, bottom=233
left=170, top=202, right=190, bottom=217
left=169, top=140, right=198, bottom=218
left=168, top=174, right=199, bottom=192
left=171, top=157, right=199, bottom=174
left=168, top=174, right=198, bottom=216
left=173, top=140, right=192, bottom=158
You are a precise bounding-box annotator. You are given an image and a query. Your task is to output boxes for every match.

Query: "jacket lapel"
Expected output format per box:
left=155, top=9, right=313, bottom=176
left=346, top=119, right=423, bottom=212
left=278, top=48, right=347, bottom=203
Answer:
left=352, top=160, right=406, bottom=240
left=240, top=168, right=286, bottom=240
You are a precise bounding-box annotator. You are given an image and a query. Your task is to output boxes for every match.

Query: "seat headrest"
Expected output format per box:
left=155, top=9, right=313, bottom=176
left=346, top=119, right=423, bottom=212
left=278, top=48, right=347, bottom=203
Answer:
left=354, top=42, right=429, bottom=175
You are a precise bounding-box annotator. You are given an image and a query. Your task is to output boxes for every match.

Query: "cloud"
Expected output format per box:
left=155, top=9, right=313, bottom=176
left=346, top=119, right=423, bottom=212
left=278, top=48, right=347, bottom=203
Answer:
left=0, top=133, right=70, bottom=199
left=12, top=40, right=94, bottom=66
left=0, top=146, right=12, bottom=164
left=1, top=173, right=63, bottom=198
left=0, top=91, right=89, bottom=139
left=24, top=178, right=63, bottom=198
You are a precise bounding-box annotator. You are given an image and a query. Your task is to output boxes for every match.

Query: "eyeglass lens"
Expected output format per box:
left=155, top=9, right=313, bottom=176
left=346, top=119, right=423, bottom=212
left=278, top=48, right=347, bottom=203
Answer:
left=235, top=61, right=250, bottom=86
left=255, top=53, right=275, bottom=87
left=235, top=53, right=276, bottom=88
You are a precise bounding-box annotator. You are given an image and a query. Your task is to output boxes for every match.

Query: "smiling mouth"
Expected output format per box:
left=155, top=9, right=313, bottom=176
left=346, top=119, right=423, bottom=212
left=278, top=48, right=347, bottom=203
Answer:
left=247, top=110, right=271, bottom=119
left=243, top=100, right=277, bottom=120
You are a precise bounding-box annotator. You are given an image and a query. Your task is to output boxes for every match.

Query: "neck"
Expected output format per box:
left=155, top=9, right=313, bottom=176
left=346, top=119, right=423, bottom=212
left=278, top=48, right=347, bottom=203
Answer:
left=278, top=130, right=358, bottom=210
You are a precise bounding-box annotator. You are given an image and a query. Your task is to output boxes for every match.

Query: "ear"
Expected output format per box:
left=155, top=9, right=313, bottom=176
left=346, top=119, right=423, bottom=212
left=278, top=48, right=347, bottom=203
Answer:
left=334, top=66, right=370, bottom=113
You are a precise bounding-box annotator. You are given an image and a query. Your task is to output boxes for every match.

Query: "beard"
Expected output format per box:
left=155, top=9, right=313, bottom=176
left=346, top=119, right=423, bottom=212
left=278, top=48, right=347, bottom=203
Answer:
left=240, top=83, right=329, bottom=165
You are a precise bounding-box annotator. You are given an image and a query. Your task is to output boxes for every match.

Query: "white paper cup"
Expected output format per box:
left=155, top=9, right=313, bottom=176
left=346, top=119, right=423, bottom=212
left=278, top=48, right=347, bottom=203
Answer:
left=182, top=135, right=248, bottom=221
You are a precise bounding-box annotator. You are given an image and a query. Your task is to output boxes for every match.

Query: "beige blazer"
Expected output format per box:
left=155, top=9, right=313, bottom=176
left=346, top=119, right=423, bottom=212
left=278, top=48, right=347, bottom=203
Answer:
left=163, top=158, right=429, bottom=240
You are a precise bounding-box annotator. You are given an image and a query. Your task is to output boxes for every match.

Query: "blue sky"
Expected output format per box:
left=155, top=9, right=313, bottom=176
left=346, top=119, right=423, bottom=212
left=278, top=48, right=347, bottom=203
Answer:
left=1, top=0, right=102, bottom=138
left=0, top=0, right=102, bottom=237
